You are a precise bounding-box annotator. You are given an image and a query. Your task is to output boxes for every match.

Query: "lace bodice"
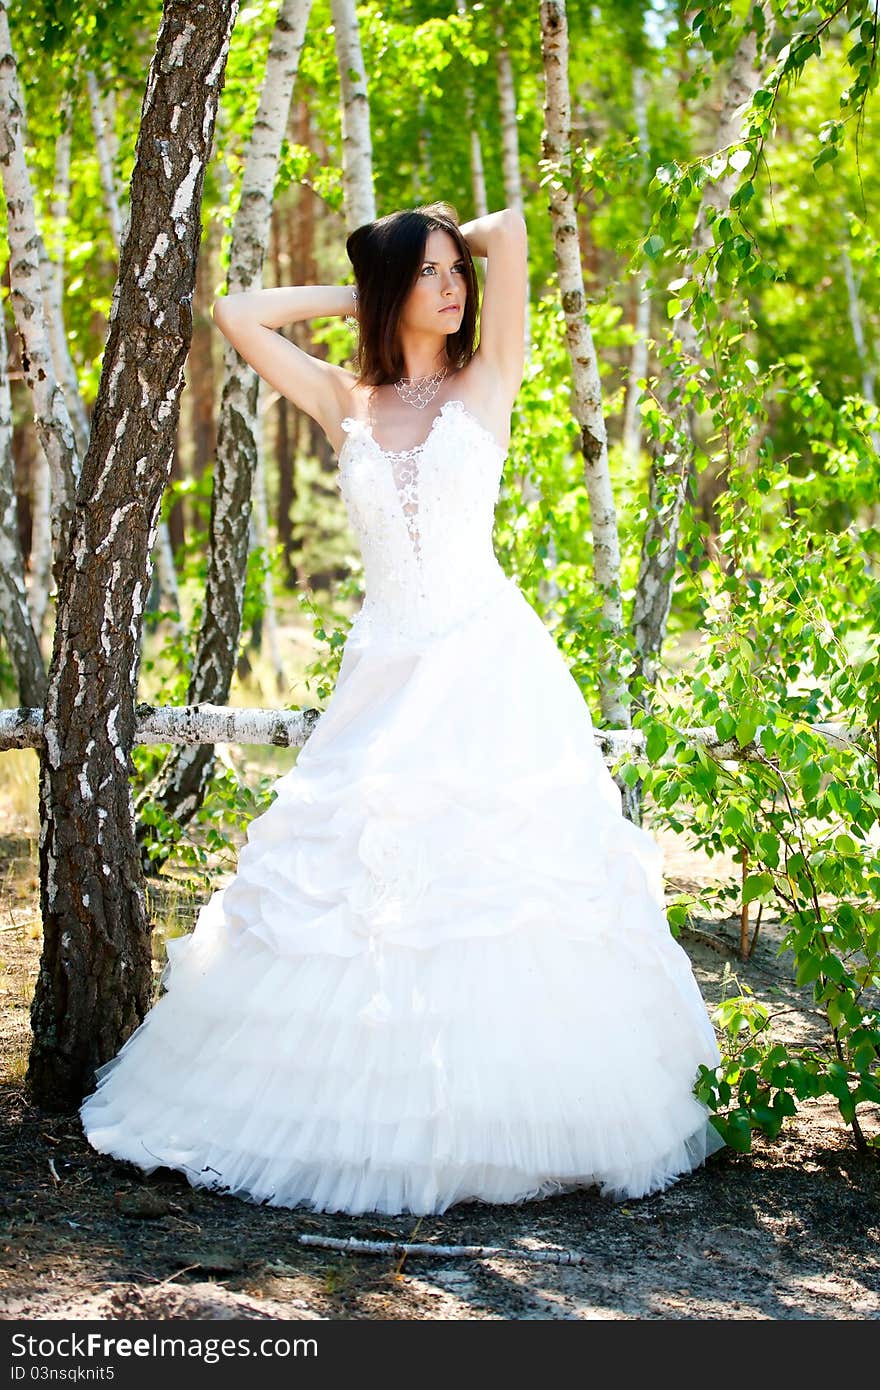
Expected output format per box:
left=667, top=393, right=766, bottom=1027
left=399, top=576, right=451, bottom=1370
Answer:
left=337, top=398, right=513, bottom=645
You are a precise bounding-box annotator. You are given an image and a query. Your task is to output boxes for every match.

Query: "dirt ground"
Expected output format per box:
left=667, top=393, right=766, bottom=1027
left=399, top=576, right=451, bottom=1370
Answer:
left=1, top=820, right=878, bottom=1322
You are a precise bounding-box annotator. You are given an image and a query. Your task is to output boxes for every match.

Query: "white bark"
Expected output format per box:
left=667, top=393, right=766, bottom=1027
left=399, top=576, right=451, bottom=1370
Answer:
left=3, top=702, right=319, bottom=750
left=496, top=27, right=523, bottom=215
left=622, top=64, right=650, bottom=469
left=0, top=300, right=46, bottom=705
left=225, top=0, right=311, bottom=300
left=2, top=706, right=861, bottom=759
left=0, top=3, right=80, bottom=592
left=43, top=96, right=90, bottom=457
left=298, top=1233, right=598, bottom=1267
left=540, top=0, right=626, bottom=724
left=27, top=449, right=52, bottom=643
left=152, top=516, right=186, bottom=647
left=841, top=239, right=880, bottom=527
left=251, top=445, right=285, bottom=692
left=843, top=245, right=880, bottom=523
left=455, top=0, right=487, bottom=217
left=495, top=13, right=531, bottom=359
left=87, top=69, right=123, bottom=248
left=330, top=0, right=376, bottom=227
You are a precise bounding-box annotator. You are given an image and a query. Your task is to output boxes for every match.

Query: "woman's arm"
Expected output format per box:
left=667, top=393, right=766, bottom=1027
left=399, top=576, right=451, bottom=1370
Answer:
left=212, top=284, right=359, bottom=436
left=458, top=207, right=528, bottom=406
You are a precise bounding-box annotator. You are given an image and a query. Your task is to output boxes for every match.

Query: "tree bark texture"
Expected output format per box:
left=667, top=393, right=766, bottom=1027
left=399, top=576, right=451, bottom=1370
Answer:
left=3, top=703, right=860, bottom=760
left=86, top=68, right=124, bottom=250
left=136, top=0, right=311, bottom=870
left=0, top=2, right=80, bottom=595
left=28, top=0, right=239, bottom=1108
left=0, top=300, right=46, bottom=705
left=622, top=64, right=650, bottom=469
left=454, top=0, right=487, bottom=217
left=330, top=0, right=376, bottom=228
left=539, top=0, right=627, bottom=725
left=45, top=98, right=90, bottom=458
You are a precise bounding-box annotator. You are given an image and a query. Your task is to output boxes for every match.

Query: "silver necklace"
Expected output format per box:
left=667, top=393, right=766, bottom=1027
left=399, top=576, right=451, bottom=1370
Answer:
left=393, top=366, right=448, bottom=410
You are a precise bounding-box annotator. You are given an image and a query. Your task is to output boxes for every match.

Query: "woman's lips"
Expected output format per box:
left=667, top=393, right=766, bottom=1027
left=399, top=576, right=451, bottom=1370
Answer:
left=440, top=304, right=460, bottom=313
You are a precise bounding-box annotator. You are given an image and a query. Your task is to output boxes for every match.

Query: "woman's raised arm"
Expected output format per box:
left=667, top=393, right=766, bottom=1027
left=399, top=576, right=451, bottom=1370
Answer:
left=458, top=207, right=528, bottom=408
left=211, top=284, right=359, bottom=441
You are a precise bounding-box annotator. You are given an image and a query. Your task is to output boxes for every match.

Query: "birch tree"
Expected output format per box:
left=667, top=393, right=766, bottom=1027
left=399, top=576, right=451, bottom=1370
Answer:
left=455, top=0, right=487, bottom=217
left=0, top=1, right=80, bottom=595
left=27, top=0, right=239, bottom=1108
left=45, top=96, right=90, bottom=457
left=330, top=0, right=376, bottom=227
left=496, top=19, right=523, bottom=217
left=632, top=10, right=773, bottom=697
left=622, top=63, right=651, bottom=470
left=539, top=0, right=626, bottom=725
left=86, top=67, right=124, bottom=249
left=0, top=302, right=46, bottom=706
left=840, top=224, right=880, bottom=526
left=138, top=0, right=311, bottom=868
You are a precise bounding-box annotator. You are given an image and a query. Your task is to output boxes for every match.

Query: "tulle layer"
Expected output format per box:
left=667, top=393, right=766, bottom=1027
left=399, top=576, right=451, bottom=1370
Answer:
left=81, top=924, right=723, bottom=1214
left=79, top=579, right=725, bottom=1215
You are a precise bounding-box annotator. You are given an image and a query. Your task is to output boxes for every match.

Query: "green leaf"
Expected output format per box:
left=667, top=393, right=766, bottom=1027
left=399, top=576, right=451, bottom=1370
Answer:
left=646, top=724, right=668, bottom=761
left=742, top=872, right=774, bottom=905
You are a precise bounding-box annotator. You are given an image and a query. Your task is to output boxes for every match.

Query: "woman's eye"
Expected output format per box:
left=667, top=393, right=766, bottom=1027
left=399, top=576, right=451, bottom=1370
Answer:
left=421, top=265, right=435, bottom=275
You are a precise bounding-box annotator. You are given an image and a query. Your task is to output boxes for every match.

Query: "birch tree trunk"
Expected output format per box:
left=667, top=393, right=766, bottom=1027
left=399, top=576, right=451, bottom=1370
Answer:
left=496, top=26, right=523, bottom=216
left=632, top=11, right=772, bottom=699
left=25, top=438, right=52, bottom=647
left=86, top=68, right=123, bottom=250
left=454, top=0, right=487, bottom=217
left=28, top=0, right=238, bottom=1108
left=87, top=62, right=184, bottom=622
left=330, top=0, right=376, bottom=227
left=28, top=101, right=89, bottom=643
left=840, top=231, right=880, bottom=526
left=137, top=0, right=311, bottom=870
left=252, top=435, right=285, bottom=692
left=272, top=205, right=295, bottom=582
left=539, top=0, right=627, bottom=725
left=622, top=64, right=651, bottom=469
left=44, top=97, right=90, bottom=458
left=0, top=2, right=80, bottom=595
left=0, top=301, right=46, bottom=705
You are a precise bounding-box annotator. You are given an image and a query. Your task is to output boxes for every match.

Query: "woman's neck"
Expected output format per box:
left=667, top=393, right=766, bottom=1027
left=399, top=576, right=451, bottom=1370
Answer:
left=398, top=337, right=449, bottom=381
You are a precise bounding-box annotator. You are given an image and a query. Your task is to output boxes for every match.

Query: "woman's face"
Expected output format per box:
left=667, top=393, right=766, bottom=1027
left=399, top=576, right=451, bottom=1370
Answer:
left=399, top=228, right=467, bottom=338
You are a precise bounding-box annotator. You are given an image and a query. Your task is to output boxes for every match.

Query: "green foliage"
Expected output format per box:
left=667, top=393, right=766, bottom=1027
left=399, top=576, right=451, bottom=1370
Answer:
left=135, top=744, right=280, bottom=883
left=626, top=518, right=880, bottom=1148
left=296, top=578, right=361, bottom=705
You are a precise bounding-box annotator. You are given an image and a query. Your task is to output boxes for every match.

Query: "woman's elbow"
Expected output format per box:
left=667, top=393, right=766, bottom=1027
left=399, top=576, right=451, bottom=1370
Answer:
left=499, top=207, right=527, bottom=239
left=212, top=294, right=237, bottom=328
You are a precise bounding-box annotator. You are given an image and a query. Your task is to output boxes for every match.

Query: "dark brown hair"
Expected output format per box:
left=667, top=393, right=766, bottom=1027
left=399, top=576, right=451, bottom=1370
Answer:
left=346, top=201, right=479, bottom=386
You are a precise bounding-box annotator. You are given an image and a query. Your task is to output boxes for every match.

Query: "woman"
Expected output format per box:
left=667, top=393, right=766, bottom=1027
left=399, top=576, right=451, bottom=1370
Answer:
left=80, top=203, right=725, bottom=1215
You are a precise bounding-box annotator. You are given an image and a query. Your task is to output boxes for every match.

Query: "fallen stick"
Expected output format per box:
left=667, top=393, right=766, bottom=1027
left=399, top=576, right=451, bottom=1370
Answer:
left=298, top=1234, right=595, bottom=1266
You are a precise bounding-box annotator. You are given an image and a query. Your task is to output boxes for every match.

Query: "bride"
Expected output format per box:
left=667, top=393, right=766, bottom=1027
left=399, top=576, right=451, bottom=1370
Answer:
left=79, top=202, right=726, bottom=1215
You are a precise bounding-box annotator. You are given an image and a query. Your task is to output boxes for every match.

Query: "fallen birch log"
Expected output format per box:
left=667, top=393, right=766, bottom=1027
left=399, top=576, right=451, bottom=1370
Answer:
left=297, top=1232, right=597, bottom=1267
left=0, top=703, right=865, bottom=758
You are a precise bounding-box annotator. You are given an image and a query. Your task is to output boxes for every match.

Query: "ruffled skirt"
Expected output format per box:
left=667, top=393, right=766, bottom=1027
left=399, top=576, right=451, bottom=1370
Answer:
left=80, top=577, right=725, bottom=1214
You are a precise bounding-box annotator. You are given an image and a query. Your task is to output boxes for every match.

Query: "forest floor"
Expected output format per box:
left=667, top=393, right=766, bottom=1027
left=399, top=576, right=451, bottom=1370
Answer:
left=1, top=755, right=878, bottom=1322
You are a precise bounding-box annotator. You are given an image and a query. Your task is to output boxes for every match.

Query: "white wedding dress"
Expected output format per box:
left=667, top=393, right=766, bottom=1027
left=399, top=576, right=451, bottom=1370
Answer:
left=80, top=397, right=725, bottom=1215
